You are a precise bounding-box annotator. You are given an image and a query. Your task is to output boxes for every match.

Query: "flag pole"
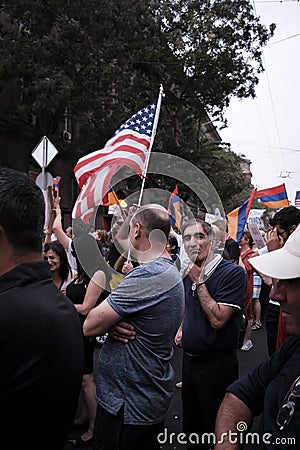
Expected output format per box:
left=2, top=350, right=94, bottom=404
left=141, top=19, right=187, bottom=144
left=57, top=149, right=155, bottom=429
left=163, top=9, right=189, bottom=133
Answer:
left=127, top=85, right=164, bottom=263
left=137, top=84, right=164, bottom=207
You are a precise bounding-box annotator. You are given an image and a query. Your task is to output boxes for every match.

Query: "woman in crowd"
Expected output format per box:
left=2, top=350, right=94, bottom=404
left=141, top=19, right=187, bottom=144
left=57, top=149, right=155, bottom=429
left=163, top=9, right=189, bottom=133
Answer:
left=67, top=240, right=111, bottom=448
left=239, top=230, right=257, bottom=351
left=43, top=241, right=76, bottom=294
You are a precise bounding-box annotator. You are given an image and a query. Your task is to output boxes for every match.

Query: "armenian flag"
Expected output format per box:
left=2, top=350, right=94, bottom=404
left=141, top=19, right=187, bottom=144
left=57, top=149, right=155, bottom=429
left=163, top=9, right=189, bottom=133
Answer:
left=255, top=184, right=289, bottom=209
left=226, top=189, right=257, bottom=243
left=168, top=186, right=182, bottom=230
left=102, top=186, right=120, bottom=206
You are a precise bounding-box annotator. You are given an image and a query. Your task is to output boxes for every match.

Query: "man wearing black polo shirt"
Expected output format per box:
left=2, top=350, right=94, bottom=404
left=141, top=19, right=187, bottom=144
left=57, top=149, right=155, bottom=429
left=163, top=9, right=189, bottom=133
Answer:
left=175, top=219, right=246, bottom=449
left=215, top=225, right=300, bottom=450
left=0, top=168, right=84, bottom=450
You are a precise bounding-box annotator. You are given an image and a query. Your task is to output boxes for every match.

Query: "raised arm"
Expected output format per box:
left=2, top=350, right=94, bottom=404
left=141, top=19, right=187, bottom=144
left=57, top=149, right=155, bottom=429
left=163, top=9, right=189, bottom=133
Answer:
left=196, top=283, right=235, bottom=329
left=265, top=228, right=285, bottom=252
left=188, top=263, right=235, bottom=329
left=52, top=203, right=70, bottom=251
left=113, top=204, right=139, bottom=253
left=114, top=254, right=127, bottom=273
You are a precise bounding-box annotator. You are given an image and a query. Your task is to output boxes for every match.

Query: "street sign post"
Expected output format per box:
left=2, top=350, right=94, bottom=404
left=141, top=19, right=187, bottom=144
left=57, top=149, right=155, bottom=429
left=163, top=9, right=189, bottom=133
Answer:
left=32, top=136, right=58, bottom=189
left=35, top=171, right=53, bottom=190
left=32, top=136, right=58, bottom=228
left=35, top=171, right=54, bottom=227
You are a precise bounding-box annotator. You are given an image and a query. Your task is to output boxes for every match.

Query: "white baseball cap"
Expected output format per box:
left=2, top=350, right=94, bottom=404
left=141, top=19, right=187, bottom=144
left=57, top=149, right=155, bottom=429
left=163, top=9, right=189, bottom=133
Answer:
left=249, top=225, right=300, bottom=279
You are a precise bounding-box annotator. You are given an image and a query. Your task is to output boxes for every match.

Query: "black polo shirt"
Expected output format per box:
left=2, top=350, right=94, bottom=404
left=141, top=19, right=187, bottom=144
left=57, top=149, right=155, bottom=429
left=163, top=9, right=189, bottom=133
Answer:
left=227, top=336, right=300, bottom=449
left=0, top=261, right=84, bottom=449
left=182, top=259, right=246, bottom=353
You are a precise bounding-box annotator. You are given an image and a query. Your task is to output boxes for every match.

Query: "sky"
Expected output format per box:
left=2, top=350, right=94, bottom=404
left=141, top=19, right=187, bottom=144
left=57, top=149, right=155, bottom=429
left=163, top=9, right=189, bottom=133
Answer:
left=219, top=0, right=300, bottom=204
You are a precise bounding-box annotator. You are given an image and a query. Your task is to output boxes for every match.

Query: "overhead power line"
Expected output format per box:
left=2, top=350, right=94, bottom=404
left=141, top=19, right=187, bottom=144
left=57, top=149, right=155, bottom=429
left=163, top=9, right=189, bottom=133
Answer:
left=251, top=0, right=289, bottom=174
left=228, top=140, right=300, bottom=153
left=255, top=1, right=299, bottom=4
left=269, top=33, right=300, bottom=45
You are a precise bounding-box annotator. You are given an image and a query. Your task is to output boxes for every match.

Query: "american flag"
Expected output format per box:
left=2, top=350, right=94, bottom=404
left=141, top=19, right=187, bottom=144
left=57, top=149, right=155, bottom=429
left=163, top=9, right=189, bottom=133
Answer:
left=295, top=191, right=300, bottom=208
left=72, top=101, right=158, bottom=223
left=72, top=166, right=116, bottom=223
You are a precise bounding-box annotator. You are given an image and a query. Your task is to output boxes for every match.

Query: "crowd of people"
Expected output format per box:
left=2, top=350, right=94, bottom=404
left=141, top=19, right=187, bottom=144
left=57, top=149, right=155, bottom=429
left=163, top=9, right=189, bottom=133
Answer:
left=1, top=167, right=300, bottom=450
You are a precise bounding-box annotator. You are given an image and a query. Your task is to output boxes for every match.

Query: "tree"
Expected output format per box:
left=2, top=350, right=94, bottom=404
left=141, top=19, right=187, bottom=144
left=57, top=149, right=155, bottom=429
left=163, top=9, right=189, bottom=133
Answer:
left=198, top=140, right=252, bottom=212
left=152, top=0, right=275, bottom=108
left=142, top=138, right=252, bottom=214
left=0, top=0, right=274, bottom=208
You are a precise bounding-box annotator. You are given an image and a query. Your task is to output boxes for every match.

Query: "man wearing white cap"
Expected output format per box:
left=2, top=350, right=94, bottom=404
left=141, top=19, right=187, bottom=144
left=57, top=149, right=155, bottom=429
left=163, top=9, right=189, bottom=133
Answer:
left=264, top=206, right=300, bottom=355
left=214, top=225, right=300, bottom=449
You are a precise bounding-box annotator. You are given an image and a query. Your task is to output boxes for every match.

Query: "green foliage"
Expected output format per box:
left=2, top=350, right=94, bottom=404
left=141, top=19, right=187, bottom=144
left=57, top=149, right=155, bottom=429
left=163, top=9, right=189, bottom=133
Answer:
left=0, top=0, right=274, bottom=208
left=144, top=139, right=253, bottom=214
left=152, top=0, right=274, bottom=107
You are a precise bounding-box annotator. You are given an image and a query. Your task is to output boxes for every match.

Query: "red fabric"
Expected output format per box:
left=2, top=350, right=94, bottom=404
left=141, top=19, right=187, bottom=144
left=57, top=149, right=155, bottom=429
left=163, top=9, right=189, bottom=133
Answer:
left=72, top=102, right=158, bottom=223
left=241, top=248, right=257, bottom=320
left=73, top=102, right=158, bottom=189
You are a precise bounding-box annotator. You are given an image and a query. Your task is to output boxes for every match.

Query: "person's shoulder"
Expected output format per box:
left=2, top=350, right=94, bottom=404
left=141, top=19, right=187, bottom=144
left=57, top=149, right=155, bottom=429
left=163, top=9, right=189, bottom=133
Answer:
left=216, top=258, right=245, bottom=277
left=129, top=257, right=181, bottom=281
left=156, top=256, right=181, bottom=273
left=91, top=269, right=106, bottom=285
left=245, top=247, right=257, bottom=257
left=269, top=336, right=300, bottom=372
left=71, top=269, right=77, bottom=278
left=219, top=257, right=242, bottom=270
left=143, top=257, right=173, bottom=266
left=279, top=336, right=300, bottom=358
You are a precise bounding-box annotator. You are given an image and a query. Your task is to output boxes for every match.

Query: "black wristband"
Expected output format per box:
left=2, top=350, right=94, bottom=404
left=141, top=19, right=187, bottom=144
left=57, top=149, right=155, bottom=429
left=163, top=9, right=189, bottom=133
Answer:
left=191, top=280, right=205, bottom=293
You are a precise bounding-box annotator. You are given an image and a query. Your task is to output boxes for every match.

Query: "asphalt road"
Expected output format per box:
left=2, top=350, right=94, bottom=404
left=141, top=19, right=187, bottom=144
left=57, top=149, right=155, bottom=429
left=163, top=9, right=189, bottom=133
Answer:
left=65, top=325, right=267, bottom=450
left=163, top=323, right=268, bottom=450
left=64, top=323, right=268, bottom=450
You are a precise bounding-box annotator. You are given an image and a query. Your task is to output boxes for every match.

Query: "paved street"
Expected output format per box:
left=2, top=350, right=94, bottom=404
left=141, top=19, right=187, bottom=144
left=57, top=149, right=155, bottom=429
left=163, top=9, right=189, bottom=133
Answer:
left=64, top=323, right=268, bottom=450
left=162, top=323, right=268, bottom=449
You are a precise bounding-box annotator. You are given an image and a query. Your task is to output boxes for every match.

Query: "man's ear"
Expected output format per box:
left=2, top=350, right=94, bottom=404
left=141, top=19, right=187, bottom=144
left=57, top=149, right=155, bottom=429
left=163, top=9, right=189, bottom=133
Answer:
left=134, top=222, right=142, bottom=239
left=290, top=224, right=297, bottom=233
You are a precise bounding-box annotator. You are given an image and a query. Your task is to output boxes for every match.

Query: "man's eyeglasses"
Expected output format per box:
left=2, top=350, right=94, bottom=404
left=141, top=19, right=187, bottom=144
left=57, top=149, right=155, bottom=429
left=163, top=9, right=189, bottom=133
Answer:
left=277, top=376, right=300, bottom=430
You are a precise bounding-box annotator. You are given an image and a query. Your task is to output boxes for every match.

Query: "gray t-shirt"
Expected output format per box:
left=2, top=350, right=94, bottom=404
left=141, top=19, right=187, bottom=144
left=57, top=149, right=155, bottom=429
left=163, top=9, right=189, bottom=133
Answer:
left=95, top=257, right=185, bottom=425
